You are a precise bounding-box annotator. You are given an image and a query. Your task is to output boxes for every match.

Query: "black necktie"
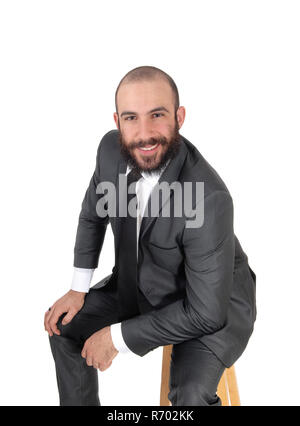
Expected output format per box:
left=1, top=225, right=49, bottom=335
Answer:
left=117, top=169, right=142, bottom=320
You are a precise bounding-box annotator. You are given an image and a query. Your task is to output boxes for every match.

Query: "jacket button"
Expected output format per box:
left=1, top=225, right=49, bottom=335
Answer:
left=146, top=288, right=152, bottom=295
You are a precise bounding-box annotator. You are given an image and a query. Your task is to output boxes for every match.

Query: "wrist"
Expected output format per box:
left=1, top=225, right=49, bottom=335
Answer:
left=69, top=289, right=86, bottom=298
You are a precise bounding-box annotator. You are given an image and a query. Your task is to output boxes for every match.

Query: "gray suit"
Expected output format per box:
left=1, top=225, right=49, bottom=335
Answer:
left=74, top=129, right=257, bottom=368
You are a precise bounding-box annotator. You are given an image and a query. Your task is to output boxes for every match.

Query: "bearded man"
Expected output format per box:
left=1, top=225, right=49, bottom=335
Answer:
left=45, top=65, right=256, bottom=406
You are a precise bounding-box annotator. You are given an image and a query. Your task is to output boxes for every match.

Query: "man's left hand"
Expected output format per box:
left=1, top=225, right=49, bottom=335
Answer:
left=81, top=326, right=118, bottom=371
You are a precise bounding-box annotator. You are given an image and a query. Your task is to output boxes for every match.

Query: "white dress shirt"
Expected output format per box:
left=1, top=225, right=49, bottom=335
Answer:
left=71, top=162, right=168, bottom=353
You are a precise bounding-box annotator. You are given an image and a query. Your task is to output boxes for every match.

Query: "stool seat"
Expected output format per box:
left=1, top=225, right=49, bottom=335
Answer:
left=160, top=344, right=241, bottom=406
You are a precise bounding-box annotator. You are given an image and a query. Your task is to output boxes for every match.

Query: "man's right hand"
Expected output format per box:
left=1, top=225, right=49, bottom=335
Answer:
left=44, top=290, right=86, bottom=337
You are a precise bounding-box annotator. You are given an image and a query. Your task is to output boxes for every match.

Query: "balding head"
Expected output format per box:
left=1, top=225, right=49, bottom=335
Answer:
left=115, top=65, right=180, bottom=115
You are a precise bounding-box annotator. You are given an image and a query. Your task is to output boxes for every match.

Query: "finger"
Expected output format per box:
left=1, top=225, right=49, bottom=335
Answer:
left=81, top=348, right=86, bottom=359
left=61, top=308, right=76, bottom=325
left=49, top=308, right=64, bottom=336
left=44, top=310, right=50, bottom=331
left=47, top=308, right=57, bottom=336
left=44, top=308, right=54, bottom=336
left=86, top=356, right=93, bottom=367
left=99, top=361, right=112, bottom=372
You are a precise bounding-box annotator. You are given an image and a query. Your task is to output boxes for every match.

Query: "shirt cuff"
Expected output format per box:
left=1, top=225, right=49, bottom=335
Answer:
left=71, top=267, right=95, bottom=293
left=110, top=322, right=132, bottom=354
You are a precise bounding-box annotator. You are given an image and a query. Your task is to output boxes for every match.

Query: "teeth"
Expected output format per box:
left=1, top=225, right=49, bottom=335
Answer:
left=139, top=143, right=158, bottom=151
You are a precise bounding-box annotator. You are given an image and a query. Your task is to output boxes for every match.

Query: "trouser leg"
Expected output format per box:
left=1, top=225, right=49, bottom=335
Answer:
left=49, top=332, right=100, bottom=406
left=168, top=338, right=226, bottom=406
left=48, top=284, right=120, bottom=406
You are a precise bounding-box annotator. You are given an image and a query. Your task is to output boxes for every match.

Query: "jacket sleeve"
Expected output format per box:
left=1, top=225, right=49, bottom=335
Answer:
left=73, top=138, right=109, bottom=269
left=121, top=190, right=235, bottom=356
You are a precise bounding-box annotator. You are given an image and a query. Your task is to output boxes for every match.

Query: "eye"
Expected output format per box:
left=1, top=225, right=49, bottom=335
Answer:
left=124, top=116, right=136, bottom=121
left=153, top=113, right=164, bottom=118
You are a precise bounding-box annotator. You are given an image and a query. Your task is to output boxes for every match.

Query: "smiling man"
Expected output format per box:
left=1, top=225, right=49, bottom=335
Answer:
left=45, top=66, right=256, bottom=406
left=116, top=77, right=182, bottom=174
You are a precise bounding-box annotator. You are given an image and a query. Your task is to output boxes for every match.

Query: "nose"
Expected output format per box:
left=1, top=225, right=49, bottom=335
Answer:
left=135, top=118, right=154, bottom=142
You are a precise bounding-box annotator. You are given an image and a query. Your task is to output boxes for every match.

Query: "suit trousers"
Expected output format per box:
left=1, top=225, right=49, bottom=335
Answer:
left=48, top=279, right=226, bottom=406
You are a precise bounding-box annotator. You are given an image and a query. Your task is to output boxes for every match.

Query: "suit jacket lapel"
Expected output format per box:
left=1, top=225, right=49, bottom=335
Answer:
left=114, top=158, right=127, bottom=260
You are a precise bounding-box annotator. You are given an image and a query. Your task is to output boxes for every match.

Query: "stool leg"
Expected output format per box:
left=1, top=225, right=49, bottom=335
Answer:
left=160, top=345, right=172, bottom=406
left=226, top=365, right=241, bottom=406
left=217, top=370, right=230, bottom=406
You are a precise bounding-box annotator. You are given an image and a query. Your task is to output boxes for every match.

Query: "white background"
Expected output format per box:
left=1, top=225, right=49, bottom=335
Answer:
left=0, top=0, right=299, bottom=406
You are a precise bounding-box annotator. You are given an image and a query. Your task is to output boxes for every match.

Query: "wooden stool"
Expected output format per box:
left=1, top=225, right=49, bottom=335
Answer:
left=160, top=345, right=241, bottom=406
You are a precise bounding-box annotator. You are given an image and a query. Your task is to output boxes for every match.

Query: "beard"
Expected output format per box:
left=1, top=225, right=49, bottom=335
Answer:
left=118, top=120, right=181, bottom=175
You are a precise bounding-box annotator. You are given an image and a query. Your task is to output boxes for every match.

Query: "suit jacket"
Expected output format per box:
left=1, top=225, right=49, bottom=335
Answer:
left=74, top=129, right=257, bottom=367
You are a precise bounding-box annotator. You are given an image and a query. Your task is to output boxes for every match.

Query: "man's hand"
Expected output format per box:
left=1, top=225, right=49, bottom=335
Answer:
left=44, top=290, right=86, bottom=337
left=81, top=326, right=119, bottom=371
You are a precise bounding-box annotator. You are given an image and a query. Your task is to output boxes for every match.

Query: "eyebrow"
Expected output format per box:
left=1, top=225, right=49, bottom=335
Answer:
left=120, top=106, right=170, bottom=118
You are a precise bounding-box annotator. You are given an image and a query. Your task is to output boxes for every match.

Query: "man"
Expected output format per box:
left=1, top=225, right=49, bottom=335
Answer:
left=44, top=66, right=256, bottom=406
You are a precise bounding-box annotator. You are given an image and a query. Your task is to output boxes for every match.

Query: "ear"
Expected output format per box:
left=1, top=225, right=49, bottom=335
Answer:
left=113, top=112, right=120, bottom=130
left=176, top=106, right=186, bottom=129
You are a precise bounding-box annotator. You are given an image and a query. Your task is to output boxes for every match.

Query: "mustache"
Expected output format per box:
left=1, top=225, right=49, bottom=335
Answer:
left=128, top=137, right=168, bottom=150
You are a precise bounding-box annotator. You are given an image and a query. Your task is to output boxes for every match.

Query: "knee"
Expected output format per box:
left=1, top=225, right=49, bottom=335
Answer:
left=54, top=313, right=80, bottom=343
left=51, top=313, right=70, bottom=338
left=48, top=315, right=68, bottom=350
left=48, top=321, right=82, bottom=357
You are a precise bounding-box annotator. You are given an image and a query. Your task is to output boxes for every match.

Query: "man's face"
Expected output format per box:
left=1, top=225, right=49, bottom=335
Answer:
left=114, top=79, right=185, bottom=174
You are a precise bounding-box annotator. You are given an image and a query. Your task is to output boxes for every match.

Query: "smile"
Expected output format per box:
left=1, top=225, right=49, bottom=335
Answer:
left=138, top=143, right=159, bottom=152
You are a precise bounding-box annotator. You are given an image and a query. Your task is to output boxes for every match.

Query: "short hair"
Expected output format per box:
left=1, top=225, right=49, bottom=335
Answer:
left=115, top=65, right=180, bottom=115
